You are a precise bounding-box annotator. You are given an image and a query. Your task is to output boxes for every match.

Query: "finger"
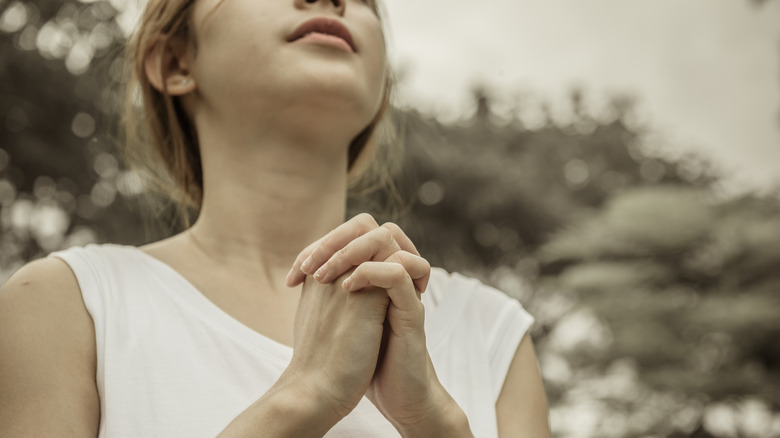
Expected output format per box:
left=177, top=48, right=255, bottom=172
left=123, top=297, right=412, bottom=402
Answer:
left=342, top=262, right=420, bottom=312
left=381, top=222, right=421, bottom=257
left=286, top=237, right=324, bottom=287
left=300, top=213, right=378, bottom=276
left=315, top=226, right=401, bottom=284
left=384, top=250, right=431, bottom=293
left=285, top=213, right=378, bottom=287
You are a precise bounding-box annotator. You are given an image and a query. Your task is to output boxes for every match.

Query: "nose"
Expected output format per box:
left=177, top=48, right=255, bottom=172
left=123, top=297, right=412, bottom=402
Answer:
left=299, top=0, right=346, bottom=16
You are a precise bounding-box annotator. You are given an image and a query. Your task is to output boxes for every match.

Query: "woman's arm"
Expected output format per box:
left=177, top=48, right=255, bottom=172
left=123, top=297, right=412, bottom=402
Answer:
left=0, top=258, right=100, bottom=437
left=496, top=334, right=551, bottom=438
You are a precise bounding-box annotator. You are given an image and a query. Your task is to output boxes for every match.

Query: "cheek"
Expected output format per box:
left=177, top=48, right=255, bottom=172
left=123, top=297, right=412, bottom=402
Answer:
left=370, top=58, right=388, bottom=115
left=192, top=0, right=278, bottom=66
left=192, top=20, right=279, bottom=97
left=365, top=30, right=389, bottom=105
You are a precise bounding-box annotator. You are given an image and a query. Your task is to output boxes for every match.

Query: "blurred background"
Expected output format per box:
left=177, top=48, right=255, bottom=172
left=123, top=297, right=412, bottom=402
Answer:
left=1, top=0, right=779, bottom=436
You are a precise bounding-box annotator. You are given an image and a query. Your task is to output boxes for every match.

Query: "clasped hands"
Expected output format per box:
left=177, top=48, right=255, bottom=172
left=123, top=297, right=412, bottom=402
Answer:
left=282, top=213, right=469, bottom=436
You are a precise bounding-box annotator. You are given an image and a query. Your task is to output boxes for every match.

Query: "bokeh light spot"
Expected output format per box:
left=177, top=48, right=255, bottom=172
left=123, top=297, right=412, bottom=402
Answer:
left=564, top=158, right=590, bottom=189
left=10, top=198, right=34, bottom=233
left=117, top=170, right=144, bottom=196
left=93, top=152, right=118, bottom=179
left=17, top=25, right=38, bottom=51
left=36, top=21, right=73, bottom=59
left=89, top=22, right=113, bottom=50
left=90, top=180, right=116, bottom=207
left=418, top=180, right=445, bottom=206
left=63, top=226, right=98, bottom=249
left=33, top=175, right=57, bottom=200
left=31, top=202, right=70, bottom=252
left=66, top=39, right=94, bottom=75
left=72, top=112, right=96, bottom=138
left=0, top=2, right=29, bottom=33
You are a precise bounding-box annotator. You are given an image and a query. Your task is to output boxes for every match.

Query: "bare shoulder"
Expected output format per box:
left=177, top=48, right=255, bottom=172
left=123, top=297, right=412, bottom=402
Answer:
left=0, top=257, right=99, bottom=436
left=0, top=256, right=90, bottom=323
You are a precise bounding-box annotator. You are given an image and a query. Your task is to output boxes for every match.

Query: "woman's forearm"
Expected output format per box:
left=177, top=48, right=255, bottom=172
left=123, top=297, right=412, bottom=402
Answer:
left=396, top=404, right=474, bottom=438
left=390, top=385, right=475, bottom=438
left=217, top=375, right=343, bottom=438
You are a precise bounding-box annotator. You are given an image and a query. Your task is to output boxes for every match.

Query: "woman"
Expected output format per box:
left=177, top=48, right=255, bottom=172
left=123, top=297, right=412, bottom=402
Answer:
left=0, top=0, right=550, bottom=436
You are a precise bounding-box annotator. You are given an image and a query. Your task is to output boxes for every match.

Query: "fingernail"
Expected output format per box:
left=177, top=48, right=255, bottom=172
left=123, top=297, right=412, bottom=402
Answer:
left=314, top=264, right=328, bottom=281
left=342, top=276, right=352, bottom=290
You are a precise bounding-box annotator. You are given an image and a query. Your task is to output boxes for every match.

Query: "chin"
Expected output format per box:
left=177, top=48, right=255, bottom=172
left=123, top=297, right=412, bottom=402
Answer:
left=214, top=62, right=384, bottom=141
left=289, top=57, right=382, bottom=106
left=241, top=91, right=375, bottom=146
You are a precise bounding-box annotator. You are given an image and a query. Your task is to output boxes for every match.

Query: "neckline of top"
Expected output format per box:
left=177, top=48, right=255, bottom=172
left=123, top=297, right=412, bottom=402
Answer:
left=103, top=243, right=464, bottom=357
left=115, top=244, right=295, bottom=363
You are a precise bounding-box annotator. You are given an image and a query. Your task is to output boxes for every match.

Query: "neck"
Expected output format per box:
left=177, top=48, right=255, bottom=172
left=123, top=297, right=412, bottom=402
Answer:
left=186, top=123, right=351, bottom=288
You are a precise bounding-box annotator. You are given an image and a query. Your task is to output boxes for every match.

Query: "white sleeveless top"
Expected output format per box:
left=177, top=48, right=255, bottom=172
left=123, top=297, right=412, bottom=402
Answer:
left=50, top=244, right=534, bottom=438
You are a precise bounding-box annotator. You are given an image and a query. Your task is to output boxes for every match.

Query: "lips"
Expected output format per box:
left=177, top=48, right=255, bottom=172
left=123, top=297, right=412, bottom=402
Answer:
left=287, top=17, right=356, bottom=52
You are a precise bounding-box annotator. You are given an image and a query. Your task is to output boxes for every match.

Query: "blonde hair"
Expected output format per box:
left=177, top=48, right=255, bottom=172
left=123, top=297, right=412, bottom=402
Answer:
left=121, top=0, right=395, bottom=231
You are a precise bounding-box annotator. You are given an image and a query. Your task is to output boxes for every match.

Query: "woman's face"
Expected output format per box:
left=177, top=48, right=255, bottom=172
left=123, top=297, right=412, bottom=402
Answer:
left=186, top=0, right=388, bottom=142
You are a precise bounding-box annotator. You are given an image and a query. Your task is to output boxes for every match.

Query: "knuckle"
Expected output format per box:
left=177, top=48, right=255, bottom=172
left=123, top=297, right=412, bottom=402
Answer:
left=383, top=224, right=404, bottom=244
left=381, top=222, right=401, bottom=234
left=387, top=250, right=405, bottom=264
left=318, top=238, right=340, bottom=256
left=357, top=213, right=378, bottom=229
left=335, top=246, right=350, bottom=262
left=375, top=226, right=393, bottom=244
left=389, top=263, right=408, bottom=282
left=307, top=248, right=325, bottom=265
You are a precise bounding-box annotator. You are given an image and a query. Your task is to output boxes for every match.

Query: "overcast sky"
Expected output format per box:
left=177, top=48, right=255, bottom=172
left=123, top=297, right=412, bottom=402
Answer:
left=381, top=0, right=780, bottom=194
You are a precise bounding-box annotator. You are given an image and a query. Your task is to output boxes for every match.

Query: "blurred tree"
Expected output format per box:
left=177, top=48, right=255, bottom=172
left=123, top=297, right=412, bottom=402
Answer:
left=385, top=86, right=715, bottom=276
left=378, top=85, right=779, bottom=437
left=538, top=187, right=780, bottom=436
left=0, top=0, right=166, bottom=282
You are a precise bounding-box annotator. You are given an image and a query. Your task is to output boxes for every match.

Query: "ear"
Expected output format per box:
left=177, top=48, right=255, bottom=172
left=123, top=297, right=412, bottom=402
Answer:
left=143, top=35, right=196, bottom=95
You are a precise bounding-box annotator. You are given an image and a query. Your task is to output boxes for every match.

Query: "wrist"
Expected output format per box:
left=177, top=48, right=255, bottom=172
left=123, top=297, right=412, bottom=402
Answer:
left=397, top=404, right=472, bottom=438
left=217, top=372, right=346, bottom=438
left=394, top=386, right=473, bottom=438
left=265, top=371, right=347, bottom=436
